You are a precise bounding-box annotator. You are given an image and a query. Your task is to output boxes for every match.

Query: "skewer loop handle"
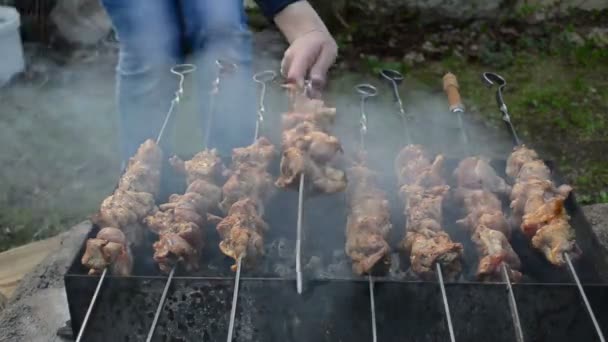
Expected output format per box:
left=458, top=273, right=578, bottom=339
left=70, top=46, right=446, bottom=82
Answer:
left=355, top=83, right=378, bottom=98
left=443, top=72, right=464, bottom=112
left=380, top=69, right=404, bottom=84
left=253, top=70, right=277, bottom=83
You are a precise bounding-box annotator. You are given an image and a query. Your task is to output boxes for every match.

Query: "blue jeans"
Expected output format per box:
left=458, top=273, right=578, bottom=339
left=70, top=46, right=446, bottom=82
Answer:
left=101, top=0, right=256, bottom=160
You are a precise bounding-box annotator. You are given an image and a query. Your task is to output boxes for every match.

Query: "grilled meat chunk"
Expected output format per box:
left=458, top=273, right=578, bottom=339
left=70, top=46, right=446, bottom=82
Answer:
left=473, top=225, right=522, bottom=281
left=153, top=233, right=199, bottom=273
left=531, top=218, right=580, bottom=266
left=220, top=138, right=275, bottom=213
left=506, top=145, right=540, bottom=180
left=403, top=230, right=463, bottom=281
left=170, top=149, right=226, bottom=186
left=82, top=227, right=133, bottom=276
left=95, top=189, right=156, bottom=245
left=117, top=139, right=163, bottom=196
left=395, top=145, right=445, bottom=188
left=453, top=156, right=511, bottom=195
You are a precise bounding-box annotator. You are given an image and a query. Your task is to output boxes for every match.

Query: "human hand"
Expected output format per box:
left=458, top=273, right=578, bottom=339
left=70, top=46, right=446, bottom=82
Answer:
left=280, top=29, right=338, bottom=92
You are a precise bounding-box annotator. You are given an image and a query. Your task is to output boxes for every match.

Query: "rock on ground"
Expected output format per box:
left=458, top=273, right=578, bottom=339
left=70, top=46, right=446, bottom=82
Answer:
left=583, top=203, right=608, bottom=255
left=0, top=221, right=90, bottom=342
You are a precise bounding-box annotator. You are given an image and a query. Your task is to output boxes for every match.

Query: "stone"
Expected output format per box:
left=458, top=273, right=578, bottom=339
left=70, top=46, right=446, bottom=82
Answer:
left=587, top=28, right=608, bottom=48
left=582, top=203, right=608, bottom=253
left=402, top=51, right=425, bottom=66
left=564, top=31, right=586, bottom=47
left=0, top=221, right=90, bottom=342
left=0, top=291, right=6, bottom=312
left=50, top=0, right=112, bottom=45
left=421, top=41, right=440, bottom=54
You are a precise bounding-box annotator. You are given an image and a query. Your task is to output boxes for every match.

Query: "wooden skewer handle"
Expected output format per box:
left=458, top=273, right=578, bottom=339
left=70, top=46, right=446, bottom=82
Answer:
left=443, top=72, right=464, bottom=112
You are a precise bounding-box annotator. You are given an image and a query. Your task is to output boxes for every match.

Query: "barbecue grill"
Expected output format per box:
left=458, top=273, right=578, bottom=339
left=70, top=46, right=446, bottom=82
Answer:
left=63, top=67, right=608, bottom=341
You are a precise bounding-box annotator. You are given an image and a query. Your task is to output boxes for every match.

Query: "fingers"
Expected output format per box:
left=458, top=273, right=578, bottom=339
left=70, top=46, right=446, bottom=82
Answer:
left=285, top=47, right=316, bottom=88
left=309, top=41, right=338, bottom=90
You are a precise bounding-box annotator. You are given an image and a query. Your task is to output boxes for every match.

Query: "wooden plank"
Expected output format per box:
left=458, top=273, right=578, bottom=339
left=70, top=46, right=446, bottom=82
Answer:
left=0, top=237, right=61, bottom=299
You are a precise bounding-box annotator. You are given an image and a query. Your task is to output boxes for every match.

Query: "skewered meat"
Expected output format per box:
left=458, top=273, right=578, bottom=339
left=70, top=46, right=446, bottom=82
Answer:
left=82, top=227, right=133, bottom=276
left=454, top=156, right=521, bottom=281
left=146, top=148, right=226, bottom=273
left=83, top=140, right=163, bottom=276
left=453, top=156, right=511, bottom=195
left=277, top=84, right=346, bottom=194
left=118, top=139, right=163, bottom=196
left=506, top=145, right=578, bottom=266
left=396, top=145, right=463, bottom=280
left=345, top=162, right=392, bottom=275
left=215, top=138, right=276, bottom=271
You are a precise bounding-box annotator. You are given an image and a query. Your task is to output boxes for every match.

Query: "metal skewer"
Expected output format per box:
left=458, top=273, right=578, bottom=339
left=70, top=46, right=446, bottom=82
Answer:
left=76, top=64, right=196, bottom=342
left=484, top=72, right=605, bottom=342
left=75, top=268, right=107, bottom=342
left=565, top=252, right=606, bottom=342
left=145, top=267, right=175, bottom=342
left=481, top=73, right=521, bottom=146
left=436, top=264, right=456, bottom=342
left=227, top=255, right=243, bottom=342
left=445, top=72, right=524, bottom=342
left=225, top=70, right=277, bottom=341
left=296, top=172, right=304, bottom=294
left=204, top=59, right=237, bottom=149
left=380, top=69, right=411, bottom=143
left=501, top=263, right=525, bottom=342
left=355, top=83, right=379, bottom=342
left=253, top=70, right=276, bottom=142
left=294, top=80, right=313, bottom=295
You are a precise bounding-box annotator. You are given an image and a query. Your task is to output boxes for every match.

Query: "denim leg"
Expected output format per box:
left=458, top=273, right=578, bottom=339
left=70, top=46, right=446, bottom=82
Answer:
left=180, top=0, right=257, bottom=155
left=101, top=0, right=184, bottom=161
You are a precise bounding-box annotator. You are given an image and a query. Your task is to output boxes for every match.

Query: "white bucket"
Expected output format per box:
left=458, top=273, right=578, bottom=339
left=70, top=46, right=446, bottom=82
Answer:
left=0, top=6, right=25, bottom=86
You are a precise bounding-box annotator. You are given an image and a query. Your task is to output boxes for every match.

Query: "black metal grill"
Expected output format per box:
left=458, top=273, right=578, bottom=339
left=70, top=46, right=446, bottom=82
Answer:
left=64, top=155, right=608, bottom=341
left=64, top=66, right=608, bottom=341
